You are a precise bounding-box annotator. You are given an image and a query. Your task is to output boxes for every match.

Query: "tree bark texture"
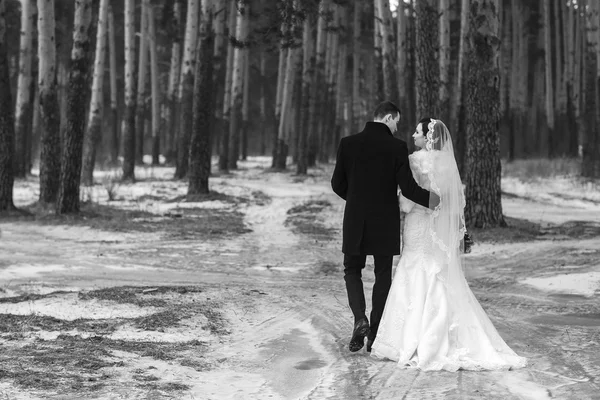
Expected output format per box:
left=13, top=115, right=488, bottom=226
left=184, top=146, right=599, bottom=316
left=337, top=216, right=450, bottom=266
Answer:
left=81, top=0, right=109, bottom=186
left=175, top=0, right=199, bottom=178
left=227, top=0, right=248, bottom=170
left=135, top=0, right=149, bottom=165
left=108, top=3, right=119, bottom=163
left=122, top=0, right=137, bottom=181
left=0, top=0, right=16, bottom=211
left=38, top=0, right=61, bottom=203
left=438, top=0, right=451, bottom=124
left=464, top=0, right=505, bottom=228
left=375, top=0, right=398, bottom=104
left=219, top=0, right=237, bottom=171
left=163, top=0, right=183, bottom=163
left=56, top=0, right=93, bottom=214
left=14, top=0, right=34, bottom=178
left=148, top=5, right=160, bottom=165
left=188, top=5, right=215, bottom=196
left=415, top=0, right=439, bottom=120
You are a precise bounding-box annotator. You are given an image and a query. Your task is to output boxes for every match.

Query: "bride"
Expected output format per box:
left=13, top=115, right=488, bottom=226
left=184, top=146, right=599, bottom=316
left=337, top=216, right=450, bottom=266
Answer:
left=370, top=118, right=527, bottom=371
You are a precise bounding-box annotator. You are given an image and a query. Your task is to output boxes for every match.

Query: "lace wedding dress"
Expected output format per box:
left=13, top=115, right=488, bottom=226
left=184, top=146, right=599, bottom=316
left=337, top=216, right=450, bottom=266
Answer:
left=371, top=135, right=527, bottom=371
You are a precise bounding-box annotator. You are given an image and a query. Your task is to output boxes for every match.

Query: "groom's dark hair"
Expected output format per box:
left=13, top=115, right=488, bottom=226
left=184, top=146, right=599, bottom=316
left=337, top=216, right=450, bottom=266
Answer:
left=373, top=101, right=401, bottom=120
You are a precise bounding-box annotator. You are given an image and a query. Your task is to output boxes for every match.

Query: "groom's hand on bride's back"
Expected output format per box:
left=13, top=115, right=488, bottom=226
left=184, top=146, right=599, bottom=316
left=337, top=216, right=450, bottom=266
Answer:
left=429, top=193, right=440, bottom=209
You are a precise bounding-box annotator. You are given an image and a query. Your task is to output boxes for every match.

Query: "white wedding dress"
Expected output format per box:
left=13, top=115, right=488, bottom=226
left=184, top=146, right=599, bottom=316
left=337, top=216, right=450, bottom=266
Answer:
left=371, top=145, right=527, bottom=371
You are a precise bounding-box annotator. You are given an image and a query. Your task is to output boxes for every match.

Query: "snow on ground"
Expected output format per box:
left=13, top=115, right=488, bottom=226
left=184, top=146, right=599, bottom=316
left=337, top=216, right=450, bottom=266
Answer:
left=522, top=271, right=600, bottom=297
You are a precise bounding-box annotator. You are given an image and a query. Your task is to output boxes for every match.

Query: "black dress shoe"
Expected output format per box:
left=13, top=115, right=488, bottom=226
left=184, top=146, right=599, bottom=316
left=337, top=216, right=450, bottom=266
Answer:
left=349, top=318, right=370, bottom=352
left=366, top=339, right=373, bottom=353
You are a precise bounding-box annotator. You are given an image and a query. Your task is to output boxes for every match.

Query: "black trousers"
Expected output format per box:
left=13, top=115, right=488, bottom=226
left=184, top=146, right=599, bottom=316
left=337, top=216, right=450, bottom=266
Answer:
left=343, top=253, right=393, bottom=341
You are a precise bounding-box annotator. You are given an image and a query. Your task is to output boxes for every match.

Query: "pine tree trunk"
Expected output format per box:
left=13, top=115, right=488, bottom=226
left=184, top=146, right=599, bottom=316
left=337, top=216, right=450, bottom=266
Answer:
left=38, top=0, right=61, bottom=203
left=227, top=0, right=248, bottom=171
left=396, top=1, right=410, bottom=136
left=320, top=4, right=340, bottom=163
left=415, top=0, right=439, bottom=119
left=175, top=0, right=199, bottom=178
left=148, top=5, right=160, bottom=166
left=56, top=0, right=93, bottom=214
left=375, top=0, right=398, bottom=104
left=276, top=1, right=302, bottom=170
left=438, top=0, right=451, bottom=124
left=352, top=1, right=361, bottom=133
left=0, top=0, right=16, bottom=211
left=212, top=0, right=227, bottom=156
left=464, top=0, right=505, bottom=228
left=259, top=50, right=267, bottom=155
left=542, top=0, right=554, bottom=157
left=373, top=1, right=384, bottom=103
left=307, top=0, right=329, bottom=166
left=81, top=0, right=109, bottom=186
left=240, top=47, right=249, bottom=161
left=219, top=0, right=237, bottom=171
left=450, top=0, right=468, bottom=172
left=188, top=3, right=215, bottom=197
left=163, top=0, right=183, bottom=163
left=135, top=0, right=149, bottom=165
left=14, top=0, right=34, bottom=178
left=108, top=3, right=119, bottom=163
left=272, top=21, right=289, bottom=168
left=122, top=0, right=137, bottom=181
left=297, top=11, right=315, bottom=175
left=582, top=0, right=600, bottom=177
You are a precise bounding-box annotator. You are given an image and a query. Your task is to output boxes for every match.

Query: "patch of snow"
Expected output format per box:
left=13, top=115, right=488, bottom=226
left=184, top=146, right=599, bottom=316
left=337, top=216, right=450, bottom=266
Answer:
left=1, top=264, right=82, bottom=279
left=521, top=271, right=600, bottom=297
left=0, top=293, right=159, bottom=320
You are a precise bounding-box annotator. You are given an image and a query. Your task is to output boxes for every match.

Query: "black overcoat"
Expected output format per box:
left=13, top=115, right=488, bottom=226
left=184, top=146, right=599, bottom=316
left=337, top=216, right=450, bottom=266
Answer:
left=331, top=122, right=430, bottom=255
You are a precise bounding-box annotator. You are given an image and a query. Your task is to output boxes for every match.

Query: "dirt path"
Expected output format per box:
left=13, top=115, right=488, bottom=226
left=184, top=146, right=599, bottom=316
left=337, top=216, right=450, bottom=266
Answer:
left=1, top=160, right=600, bottom=399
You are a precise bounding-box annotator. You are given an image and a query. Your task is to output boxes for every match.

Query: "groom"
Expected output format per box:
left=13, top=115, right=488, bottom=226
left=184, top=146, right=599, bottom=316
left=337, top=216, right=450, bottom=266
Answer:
left=331, top=101, right=440, bottom=352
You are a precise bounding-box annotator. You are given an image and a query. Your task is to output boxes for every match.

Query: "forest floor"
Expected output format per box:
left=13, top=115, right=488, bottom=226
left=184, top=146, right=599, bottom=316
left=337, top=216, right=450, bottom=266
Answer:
left=1, top=156, right=600, bottom=399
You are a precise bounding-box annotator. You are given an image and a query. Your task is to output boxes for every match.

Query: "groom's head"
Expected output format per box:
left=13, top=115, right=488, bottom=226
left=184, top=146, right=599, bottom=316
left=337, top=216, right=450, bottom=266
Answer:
left=373, top=101, right=401, bottom=134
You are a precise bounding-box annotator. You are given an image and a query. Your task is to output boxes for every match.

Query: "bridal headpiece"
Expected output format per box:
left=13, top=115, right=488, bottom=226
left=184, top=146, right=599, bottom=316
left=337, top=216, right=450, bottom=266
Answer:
left=425, top=119, right=440, bottom=151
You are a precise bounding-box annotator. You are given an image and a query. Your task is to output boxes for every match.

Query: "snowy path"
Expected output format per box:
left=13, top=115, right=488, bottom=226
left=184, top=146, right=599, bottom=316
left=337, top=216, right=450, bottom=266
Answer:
left=1, top=159, right=600, bottom=399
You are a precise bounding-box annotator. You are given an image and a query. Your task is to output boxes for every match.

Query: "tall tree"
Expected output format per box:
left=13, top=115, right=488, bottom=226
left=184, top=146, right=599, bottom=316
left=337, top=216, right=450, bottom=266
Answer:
left=188, top=0, right=215, bottom=196
left=56, top=0, right=93, bottom=214
left=81, top=0, right=109, bottom=186
left=175, top=0, right=199, bottom=178
left=14, top=0, right=34, bottom=178
left=438, top=0, right=451, bottom=123
left=375, top=0, right=398, bottom=104
left=219, top=0, right=237, bottom=171
left=37, top=0, right=61, bottom=203
left=240, top=46, right=250, bottom=160
left=307, top=0, right=329, bottom=166
left=582, top=0, right=600, bottom=177
left=352, top=0, right=361, bottom=133
left=542, top=0, right=554, bottom=157
left=275, top=1, right=302, bottom=169
left=414, top=0, right=439, bottom=120
left=108, top=3, right=119, bottom=163
left=122, top=0, right=137, bottom=181
left=0, top=0, right=16, bottom=211
left=272, top=14, right=289, bottom=168
left=396, top=0, right=409, bottom=136
left=464, top=0, right=504, bottom=228
left=148, top=4, right=160, bottom=165
left=163, top=0, right=183, bottom=163
left=451, top=0, right=469, bottom=172
left=212, top=0, right=227, bottom=156
left=297, top=9, right=316, bottom=175
left=259, top=50, right=267, bottom=155
left=227, top=0, right=249, bottom=170
left=135, top=0, right=150, bottom=164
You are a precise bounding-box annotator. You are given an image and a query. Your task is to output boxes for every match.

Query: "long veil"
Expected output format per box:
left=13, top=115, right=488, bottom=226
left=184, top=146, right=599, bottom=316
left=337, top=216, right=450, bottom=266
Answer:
left=424, top=119, right=466, bottom=286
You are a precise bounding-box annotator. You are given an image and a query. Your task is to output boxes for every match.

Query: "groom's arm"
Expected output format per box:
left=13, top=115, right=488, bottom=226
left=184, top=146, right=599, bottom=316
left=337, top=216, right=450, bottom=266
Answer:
left=331, top=139, right=348, bottom=200
left=395, top=142, right=431, bottom=209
